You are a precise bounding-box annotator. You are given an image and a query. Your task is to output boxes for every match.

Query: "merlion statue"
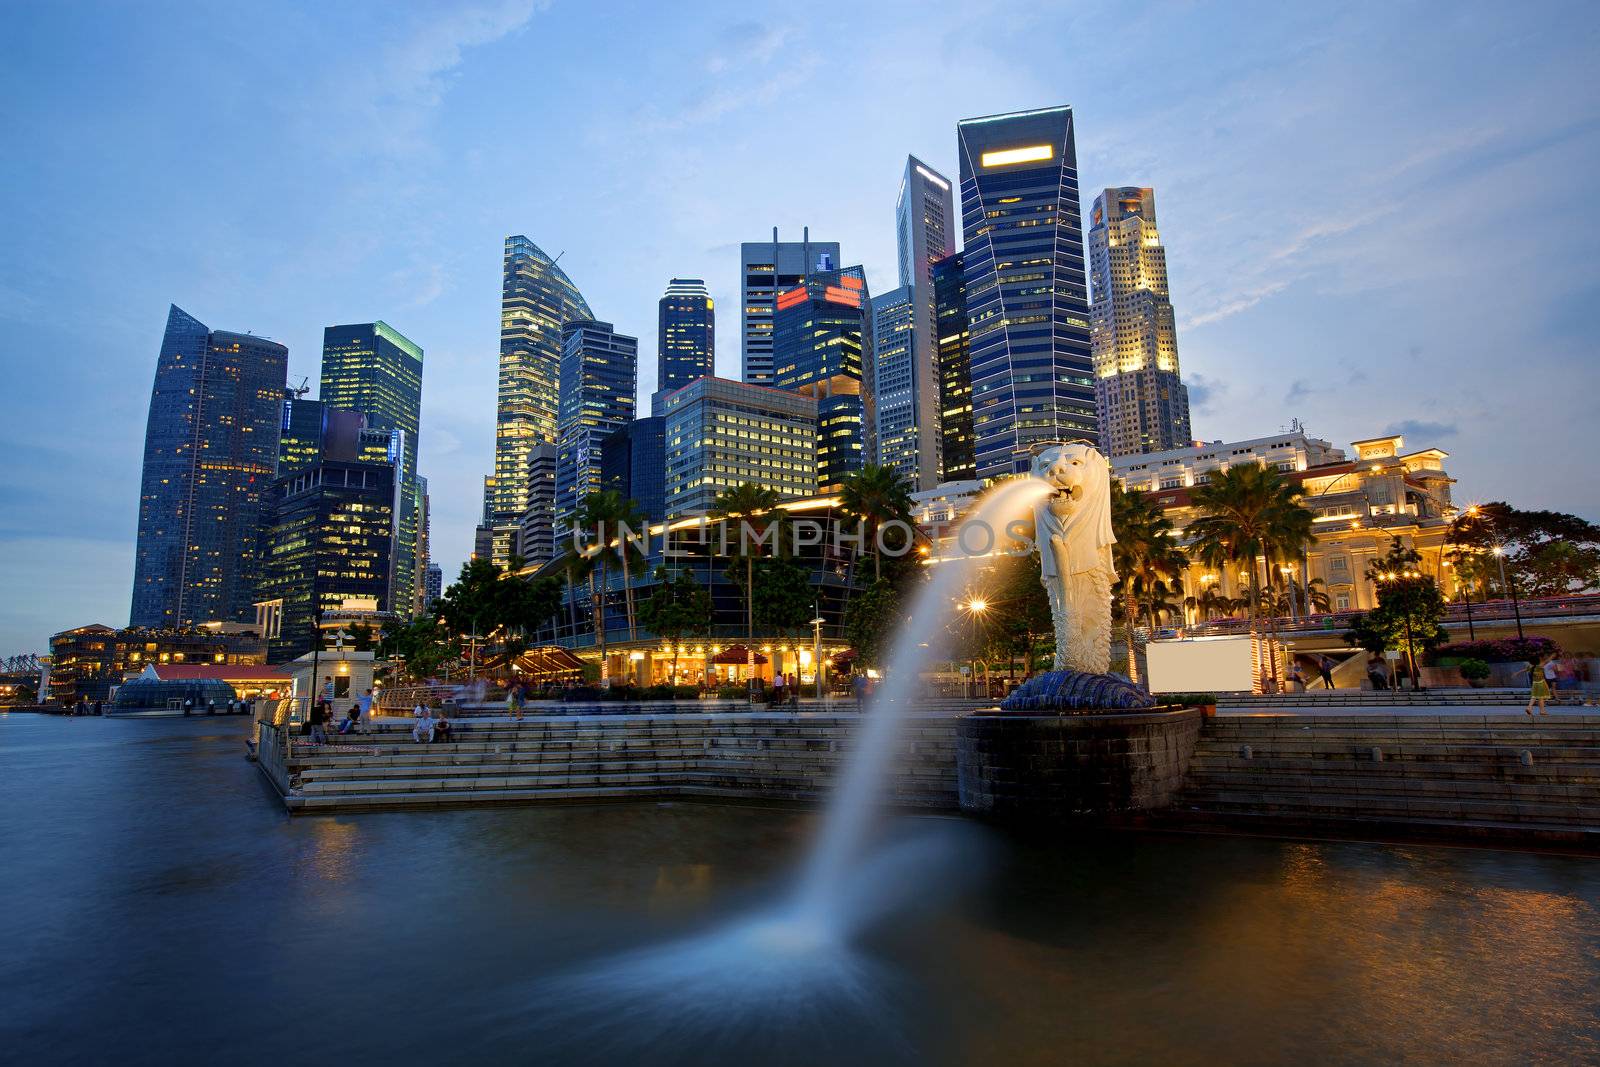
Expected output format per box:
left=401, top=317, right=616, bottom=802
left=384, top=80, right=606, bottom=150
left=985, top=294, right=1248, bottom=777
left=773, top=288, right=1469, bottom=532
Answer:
left=1031, top=443, right=1116, bottom=675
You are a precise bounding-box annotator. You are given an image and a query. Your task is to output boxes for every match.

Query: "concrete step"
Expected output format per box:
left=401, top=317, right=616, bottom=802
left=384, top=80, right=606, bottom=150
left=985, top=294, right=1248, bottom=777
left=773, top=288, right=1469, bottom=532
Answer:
left=1183, top=770, right=1600, bottom=804
left=1181, top=791, right=1600, bottom=826
left=1187, top=756, right=1600, bottom=782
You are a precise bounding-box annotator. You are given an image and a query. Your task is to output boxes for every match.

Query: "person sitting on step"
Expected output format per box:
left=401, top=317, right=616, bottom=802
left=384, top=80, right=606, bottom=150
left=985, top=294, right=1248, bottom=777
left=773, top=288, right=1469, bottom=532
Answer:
left=412, top=706, right=435, bottom=744
left=431, top=712, right=452, bottom=743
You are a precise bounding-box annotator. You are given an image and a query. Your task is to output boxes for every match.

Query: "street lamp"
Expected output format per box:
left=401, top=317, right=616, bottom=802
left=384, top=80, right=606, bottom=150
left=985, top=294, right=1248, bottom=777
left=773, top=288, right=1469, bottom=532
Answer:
left=964, top=597, right=988, bottom=698
left=810, top=609, right=826, bottom=702
left=1492, top=545, right=1525, bottom=640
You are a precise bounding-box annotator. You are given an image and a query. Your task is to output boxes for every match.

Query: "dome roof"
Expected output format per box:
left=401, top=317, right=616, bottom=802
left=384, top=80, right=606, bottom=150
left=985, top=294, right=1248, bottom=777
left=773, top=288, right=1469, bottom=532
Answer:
left=113, top=673, right=239, bottom=709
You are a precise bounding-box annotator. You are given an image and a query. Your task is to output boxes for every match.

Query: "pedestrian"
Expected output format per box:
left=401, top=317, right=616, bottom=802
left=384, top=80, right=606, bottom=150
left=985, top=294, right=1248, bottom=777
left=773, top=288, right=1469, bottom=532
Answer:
left=1525, top=656, right=1552, bottom=718
left=1317, top=655, right=1335, bottom=690
left=310, top=701, right=329, bottom=743
left=183, top=697, right=193, bottom=716
left=788, top=673, right=800, bottom=707
left=852, top=672, right=867, bottom=710
left=355, top=688, right=374, bottom=733
left=773, top=671, right=786, bottom=704
left=1544, top=656, right=1563, bottom=704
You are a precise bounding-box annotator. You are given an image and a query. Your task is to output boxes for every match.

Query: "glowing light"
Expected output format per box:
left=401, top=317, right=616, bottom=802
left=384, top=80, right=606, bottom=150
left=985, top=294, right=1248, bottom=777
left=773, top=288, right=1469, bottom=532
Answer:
left=914, top=164, right=949, bottom=189
left=967, top=598, right=988, bottom=613
left=981, top=144, right=1054, bottom=168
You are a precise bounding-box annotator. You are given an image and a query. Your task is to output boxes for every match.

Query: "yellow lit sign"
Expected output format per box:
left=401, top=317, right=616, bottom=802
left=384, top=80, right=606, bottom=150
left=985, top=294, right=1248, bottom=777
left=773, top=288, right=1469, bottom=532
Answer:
left=981, top=144, right=1053, bottom=168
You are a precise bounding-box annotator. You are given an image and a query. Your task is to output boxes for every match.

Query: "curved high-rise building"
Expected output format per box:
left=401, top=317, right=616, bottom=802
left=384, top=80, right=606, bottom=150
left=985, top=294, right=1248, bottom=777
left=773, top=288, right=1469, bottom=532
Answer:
left=1089, top=187, right=1191, bottom=457
left=481, top=235, right=592, bottom=564
left=131, top=304, right=288, bottom=627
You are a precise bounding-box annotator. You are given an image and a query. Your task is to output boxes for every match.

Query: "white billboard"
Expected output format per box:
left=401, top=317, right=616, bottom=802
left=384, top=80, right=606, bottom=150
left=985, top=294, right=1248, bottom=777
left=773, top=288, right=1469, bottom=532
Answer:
left=1146, top=635, right=1258, bottom=694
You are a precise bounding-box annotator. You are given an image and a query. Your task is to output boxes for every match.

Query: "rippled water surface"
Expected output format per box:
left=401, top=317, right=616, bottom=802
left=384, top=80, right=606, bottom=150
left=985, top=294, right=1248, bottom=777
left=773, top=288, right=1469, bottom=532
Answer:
left=3, top=713, right=1598, bottom=1066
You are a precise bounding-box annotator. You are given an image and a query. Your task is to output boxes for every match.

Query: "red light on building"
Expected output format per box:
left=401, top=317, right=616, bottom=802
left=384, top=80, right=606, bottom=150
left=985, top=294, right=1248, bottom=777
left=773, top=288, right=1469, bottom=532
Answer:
left=775, top=286, right=810, bottom=310
left=823, top=287, right=861, bottom=307
left=838, top=275, right=864, bottom=291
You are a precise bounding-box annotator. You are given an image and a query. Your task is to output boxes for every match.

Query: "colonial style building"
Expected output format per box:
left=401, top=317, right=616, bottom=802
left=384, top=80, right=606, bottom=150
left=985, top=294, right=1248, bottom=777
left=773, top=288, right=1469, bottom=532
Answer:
left=1112, top=430, right=1460, bottom=614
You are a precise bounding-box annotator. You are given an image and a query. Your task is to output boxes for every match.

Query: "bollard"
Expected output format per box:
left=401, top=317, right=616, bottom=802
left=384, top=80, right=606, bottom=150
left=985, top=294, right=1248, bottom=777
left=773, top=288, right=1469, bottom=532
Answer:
left=1519, top=749, right=1534, bottom=767
left=1369, top=746, right=1383, bottom=762
left=1239, top=744, right=1252, bottom=760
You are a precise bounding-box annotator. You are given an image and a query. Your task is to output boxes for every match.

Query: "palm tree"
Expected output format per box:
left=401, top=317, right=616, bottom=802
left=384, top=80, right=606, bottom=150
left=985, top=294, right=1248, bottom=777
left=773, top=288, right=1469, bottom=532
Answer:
left=1111, top=485, right=1188, bottom=684
left=712, top=483, right=783, bottom=673
left=1186, top=463, right=1315, bottom=627
left=838, top=463, right=915, bottom=582
left=573, top=490, right=646, bottom=680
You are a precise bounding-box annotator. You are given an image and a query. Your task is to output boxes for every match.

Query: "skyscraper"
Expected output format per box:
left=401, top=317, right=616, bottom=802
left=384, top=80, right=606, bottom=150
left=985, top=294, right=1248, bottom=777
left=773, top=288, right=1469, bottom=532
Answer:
left=277, top=396, right=325, bottom=479
left=893, top=156, right=956, bottom=489
left=870, top=287, right=920, bottom=484
left=515, top=443, right=558, bottom=567
left=661, top=377, right=818, bottom=518
left=320, top=321, right=423, bottom=615
left=740, top=229, right=840, bottom=386
left=256, top=414, right=397, bottom=659
left=1089, top=186, right=1192, bottom=457
left=555, top=319, right=637, bottom=531
left=601, top=417, right=666, bottom=523
left=956, top=106, right=1097, bottom=478
left=772, top=266, right=872, bottom=492
left=424, top=561, right=443, bottom=610
left=483, top=235, right=593, bottom=564
left=931, top=252, right=974, bottom=482
left=656, top=278, right=714, bottom=412
left=131, top=305, right=288, bottom=628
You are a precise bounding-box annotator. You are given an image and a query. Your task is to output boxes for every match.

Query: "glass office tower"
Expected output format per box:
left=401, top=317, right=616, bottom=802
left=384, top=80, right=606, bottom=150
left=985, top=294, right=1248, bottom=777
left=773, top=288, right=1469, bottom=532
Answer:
left=931, top=252, right=974, bottom=481
left=484, top=235, right=593, bottom=564
left=740, top=229, right=840, bottom=386
left=870, top=287, right=920, bottom=485
left=601, top=416, right=666, bottom=523
left=772, top=267, right=872, bottom=493
left=660, top=377, right=818, bottom=518
left=555, top=320, right=638, bottom=532
left=320, top=321, right=423, bottom=614
left=656, top=279, right=714, bottom=411
left=131, top=304, right=288, bottom=628
left=894, top=155, right=956, bottom=489
left=956, top=106, right=1097, bottom=479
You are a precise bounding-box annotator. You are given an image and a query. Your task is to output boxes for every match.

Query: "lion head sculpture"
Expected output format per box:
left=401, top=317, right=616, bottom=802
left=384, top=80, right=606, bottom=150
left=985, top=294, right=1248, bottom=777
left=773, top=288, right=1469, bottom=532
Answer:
left=1030, top=442, right=1115, bottom=569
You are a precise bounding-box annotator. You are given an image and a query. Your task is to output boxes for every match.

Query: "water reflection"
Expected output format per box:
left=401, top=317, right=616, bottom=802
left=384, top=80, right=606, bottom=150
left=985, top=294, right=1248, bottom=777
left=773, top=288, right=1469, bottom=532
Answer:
left=1, top=715, right=1597, bottom=1067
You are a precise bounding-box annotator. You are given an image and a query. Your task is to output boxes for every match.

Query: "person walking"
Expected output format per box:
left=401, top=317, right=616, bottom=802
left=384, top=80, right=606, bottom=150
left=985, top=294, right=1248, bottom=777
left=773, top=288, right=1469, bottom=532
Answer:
left=1316, top=655, right=1335, bottom=690
left=355, top=688, right=374, bottom=734
left=1543, top=656, right=1563, bottom=705
left=1524, top=656, right=1552, bottom=717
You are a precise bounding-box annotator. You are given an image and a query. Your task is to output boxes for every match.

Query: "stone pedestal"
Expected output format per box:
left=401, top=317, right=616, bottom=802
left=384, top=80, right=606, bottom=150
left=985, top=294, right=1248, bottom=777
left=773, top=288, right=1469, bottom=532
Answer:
left=956, top=708, right=1201, bottom=818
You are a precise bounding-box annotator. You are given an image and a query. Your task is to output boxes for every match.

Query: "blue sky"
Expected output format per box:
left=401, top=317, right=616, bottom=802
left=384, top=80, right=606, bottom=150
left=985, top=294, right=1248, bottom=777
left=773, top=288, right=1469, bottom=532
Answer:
left=2, top=1, right=1597, bottom=653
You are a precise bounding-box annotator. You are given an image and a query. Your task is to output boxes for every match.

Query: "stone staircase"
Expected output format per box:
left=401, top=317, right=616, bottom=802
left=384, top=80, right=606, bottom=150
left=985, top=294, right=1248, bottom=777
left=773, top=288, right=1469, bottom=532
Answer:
left=275, top=713, right=960, bottom=814
left=1219, top=688, right=1552, bottom=708
left=1175, top=714, right=1600, bottom=844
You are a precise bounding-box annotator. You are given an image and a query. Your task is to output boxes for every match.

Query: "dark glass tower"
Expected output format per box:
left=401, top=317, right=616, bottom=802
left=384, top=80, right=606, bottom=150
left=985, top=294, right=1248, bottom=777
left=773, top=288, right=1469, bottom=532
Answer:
left=601, top=416, right=666, bottom=523
left=556, top=319, right=638, bottom=531
left=320, top=321, right=423, bottom=614
left=932, top=252, right=974, bottom=481
left=656, top=279, right=714, bottom=411
left=956, top=106, right=1097, bottom=479
left=277, top=396, right=325, bottom=478
left=772, top=267, right=872, bottom=492
left=257, top=422, right=397, bottom=660
left=131, top=305, right=288, bottom=628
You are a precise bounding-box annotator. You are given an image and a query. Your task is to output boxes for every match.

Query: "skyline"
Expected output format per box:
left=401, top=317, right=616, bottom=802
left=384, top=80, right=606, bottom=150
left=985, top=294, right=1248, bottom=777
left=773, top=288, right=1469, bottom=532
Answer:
left=3, top=1, right=1599, bottom=651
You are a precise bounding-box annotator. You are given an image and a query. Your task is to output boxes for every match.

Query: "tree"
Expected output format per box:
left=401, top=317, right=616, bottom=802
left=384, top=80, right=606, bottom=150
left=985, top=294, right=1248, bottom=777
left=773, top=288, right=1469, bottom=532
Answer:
left=1111, top=485, right=1188, bottom=684
left=1344, top=539, right=1448, bottom=686
left=843, top=578, right=906, bottom=670
left=380, top=617, right=459, bottom=679
left=1187, top=463, right=1315, bottom=625
left=637, top=565, right=713, bottom=683
left=1452, top=502, right=1600, bottom=596
left=712, top=483, right=784, bottom=666
left=838, top=463, right=915, bottom=582
left=749, top=554, right=815, bottom=636
left=348, top=623, right=375, bottom=653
